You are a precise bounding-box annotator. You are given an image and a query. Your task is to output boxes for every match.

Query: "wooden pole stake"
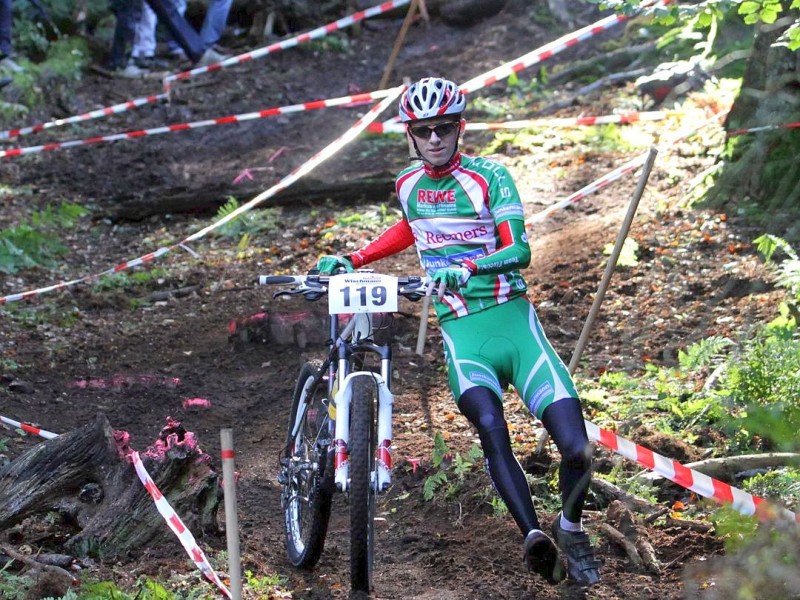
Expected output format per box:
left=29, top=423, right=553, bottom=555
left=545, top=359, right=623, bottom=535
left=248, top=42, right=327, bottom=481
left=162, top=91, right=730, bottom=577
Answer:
left=535, top=147, right=659, bottom=455
left=379, top=0, right=420, bottom=90
left=220, top=428, right=242, bottom=600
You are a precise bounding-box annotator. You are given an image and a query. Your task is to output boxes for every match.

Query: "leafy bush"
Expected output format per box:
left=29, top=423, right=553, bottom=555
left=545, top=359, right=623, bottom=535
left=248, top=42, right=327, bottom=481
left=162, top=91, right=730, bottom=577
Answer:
left=0, top=202, right=88, bottom=274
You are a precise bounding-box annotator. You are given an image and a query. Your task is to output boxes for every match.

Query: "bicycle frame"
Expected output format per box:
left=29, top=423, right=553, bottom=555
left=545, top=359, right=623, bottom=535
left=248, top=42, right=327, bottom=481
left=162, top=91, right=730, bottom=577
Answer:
left=263, top=271, right=425, bottom=590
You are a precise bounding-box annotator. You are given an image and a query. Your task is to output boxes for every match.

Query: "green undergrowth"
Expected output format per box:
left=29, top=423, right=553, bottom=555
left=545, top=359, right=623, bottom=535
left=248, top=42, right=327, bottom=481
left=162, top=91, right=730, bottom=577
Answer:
left=582, top=234, right=800, bottom=563
left=0, top=560, right=292, bottom=600
left=0, top=201, right=88, bottom=274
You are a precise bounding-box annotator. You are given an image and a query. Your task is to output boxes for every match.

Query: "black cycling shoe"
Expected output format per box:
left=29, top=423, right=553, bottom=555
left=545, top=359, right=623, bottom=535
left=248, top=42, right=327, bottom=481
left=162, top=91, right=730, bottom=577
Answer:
left=551, top=514, right=601, bottom=585
left=523, top=529, right=564, bottom=584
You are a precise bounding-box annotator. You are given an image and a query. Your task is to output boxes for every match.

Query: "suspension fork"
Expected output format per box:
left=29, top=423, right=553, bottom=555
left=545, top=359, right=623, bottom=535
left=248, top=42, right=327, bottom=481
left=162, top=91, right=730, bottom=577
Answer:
left=332, top=367, right=394, bottom=493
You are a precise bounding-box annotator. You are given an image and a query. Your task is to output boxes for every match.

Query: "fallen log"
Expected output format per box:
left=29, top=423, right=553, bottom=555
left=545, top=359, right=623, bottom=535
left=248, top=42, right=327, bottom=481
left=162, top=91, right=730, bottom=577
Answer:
left=107, top=173, right=395, bottom=221
left=635, top=452, right=800, bottom=484
left=590, top=476, right=658, bottom=515
left=605, top=500, right=662, bottom=574
left=0, top=413, right=222, bottom=559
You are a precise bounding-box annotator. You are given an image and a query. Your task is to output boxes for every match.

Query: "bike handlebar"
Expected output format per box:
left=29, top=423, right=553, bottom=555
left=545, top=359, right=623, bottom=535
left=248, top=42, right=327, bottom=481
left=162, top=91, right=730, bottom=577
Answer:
left=258, top=273, right=429, bottom=302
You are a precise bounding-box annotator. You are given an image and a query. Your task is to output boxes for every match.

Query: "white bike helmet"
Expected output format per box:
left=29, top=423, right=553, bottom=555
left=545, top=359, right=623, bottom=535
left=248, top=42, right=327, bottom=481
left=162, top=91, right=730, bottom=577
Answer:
left=399, top=77, right=466, bottom=122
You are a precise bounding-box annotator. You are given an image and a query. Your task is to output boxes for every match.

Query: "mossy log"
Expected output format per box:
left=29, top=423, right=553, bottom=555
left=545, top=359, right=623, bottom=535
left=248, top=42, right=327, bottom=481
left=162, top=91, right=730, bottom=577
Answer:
left=0, top=413, right=221, bottom=559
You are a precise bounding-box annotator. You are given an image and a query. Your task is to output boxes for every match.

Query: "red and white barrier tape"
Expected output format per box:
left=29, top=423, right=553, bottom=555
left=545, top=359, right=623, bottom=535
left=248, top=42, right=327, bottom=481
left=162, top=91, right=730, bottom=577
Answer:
left=727, top=121, right=800, bottom=136
left=4, top=410, right=798, bottom=527
left=0, top=87, right=403, bottom=304
left=0, top=414, right=59, bottom=439
left=0, top=1, right=407, bottom=140
left=378, top=0, right=667, bottom=129
left=0, top=93, right=168, bottom=141
left=182, top=86, right=403, bottom=242
left=459, top=5, right=659, bottom=95
left=368, top=111, right=672, bottom=134
left=525, top=109, right=728, bottom=224
left=585, top=420, right=800, bottom=525
left=163, top=0, right=411, bottom=85
left=131, top=451, right=232, bottom=598
left=0, top=89, right=395, bottom=160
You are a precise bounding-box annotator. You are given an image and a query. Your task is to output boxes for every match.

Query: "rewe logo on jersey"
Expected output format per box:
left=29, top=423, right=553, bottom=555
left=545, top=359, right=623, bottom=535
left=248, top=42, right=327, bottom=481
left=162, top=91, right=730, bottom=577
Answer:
left=417, top=189, right=456, bottom=203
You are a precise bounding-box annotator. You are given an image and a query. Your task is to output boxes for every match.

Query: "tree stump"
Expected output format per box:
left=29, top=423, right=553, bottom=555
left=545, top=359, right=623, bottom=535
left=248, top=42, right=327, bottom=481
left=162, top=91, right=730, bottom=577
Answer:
left=0, top=413, right=222, bottom=559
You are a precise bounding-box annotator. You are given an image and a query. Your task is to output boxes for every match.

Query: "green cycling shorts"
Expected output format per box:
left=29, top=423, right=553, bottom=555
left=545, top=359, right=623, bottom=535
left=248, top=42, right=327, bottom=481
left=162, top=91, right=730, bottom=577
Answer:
left=439, top=296, right=578, bottom=419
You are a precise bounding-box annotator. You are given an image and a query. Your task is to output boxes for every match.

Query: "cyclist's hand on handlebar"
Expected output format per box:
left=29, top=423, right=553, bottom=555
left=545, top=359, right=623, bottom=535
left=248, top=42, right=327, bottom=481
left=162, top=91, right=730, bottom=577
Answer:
left=431, top=266, right=471, bottom=300
left=317, top=255, right=355, bottom=274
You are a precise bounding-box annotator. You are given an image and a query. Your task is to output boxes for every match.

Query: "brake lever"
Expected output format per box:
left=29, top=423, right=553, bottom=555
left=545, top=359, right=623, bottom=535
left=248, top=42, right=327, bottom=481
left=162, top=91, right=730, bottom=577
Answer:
left=272, top=289, right=308, bottom=299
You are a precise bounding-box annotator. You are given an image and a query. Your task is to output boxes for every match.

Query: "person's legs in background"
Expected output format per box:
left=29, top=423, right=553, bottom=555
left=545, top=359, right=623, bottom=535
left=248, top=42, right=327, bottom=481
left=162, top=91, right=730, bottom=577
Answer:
left=131, top=4, right=158, bottom=64
left=199, top=0, right=231, bottom=51
left=163, top=0, right=187, bottom=59
left=0, top=0, right=22, bottom=73
left=110, top=0, right=146, bottom=74
left=0, top=0, right=12, bottom=58
left=144, top=0, right=204, bottom=63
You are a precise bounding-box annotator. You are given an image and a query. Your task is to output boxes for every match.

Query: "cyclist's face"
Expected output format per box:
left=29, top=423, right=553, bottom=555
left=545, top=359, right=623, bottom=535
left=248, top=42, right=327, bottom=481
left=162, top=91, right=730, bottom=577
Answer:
left=408, top=118, right=463, bottom=167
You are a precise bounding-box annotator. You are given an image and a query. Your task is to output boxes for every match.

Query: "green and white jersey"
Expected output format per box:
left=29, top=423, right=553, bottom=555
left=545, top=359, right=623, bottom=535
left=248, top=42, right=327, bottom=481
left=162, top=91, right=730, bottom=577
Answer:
left=395, top=153, right=528, bottom=322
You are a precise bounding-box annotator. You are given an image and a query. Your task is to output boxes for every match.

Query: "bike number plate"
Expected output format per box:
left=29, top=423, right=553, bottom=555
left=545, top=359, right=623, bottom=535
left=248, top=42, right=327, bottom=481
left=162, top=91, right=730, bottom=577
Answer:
left=327, top=273, right=398, bottom=314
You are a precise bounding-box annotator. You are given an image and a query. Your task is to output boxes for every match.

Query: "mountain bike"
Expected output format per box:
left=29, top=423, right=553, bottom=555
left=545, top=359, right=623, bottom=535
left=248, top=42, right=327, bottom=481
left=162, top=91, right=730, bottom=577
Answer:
left=259, top=270, right=426, bottom=593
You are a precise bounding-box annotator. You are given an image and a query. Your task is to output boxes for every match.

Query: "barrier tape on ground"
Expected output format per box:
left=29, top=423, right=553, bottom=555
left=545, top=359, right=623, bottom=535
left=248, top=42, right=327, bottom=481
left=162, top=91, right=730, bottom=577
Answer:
left=378, top=0, right=667, bottom=129
left=181, top=86, right=403, bottom=242
left=584, top=420, right=800, bottom=525
left=4, top=408, right=798, bottom=529
left=0, top=414, right=59, bottom=439
left=0, top=87, right=403, bottom=304
left=0, top=1, right=408, bottom=140
left=163, top=0, right=411, bottom=85
left=0, top=93, right=168, bottom=141
left=459, top=4, right=660, bottom=95
left=0, top=89, right=395, bottom=160
left=131, top=451, right=232, bottom=598
left=727, top=121, right=800, bottom=136
left=367, top=111, right=672, bottom=134
left=525, top=109, right=728, bottom=224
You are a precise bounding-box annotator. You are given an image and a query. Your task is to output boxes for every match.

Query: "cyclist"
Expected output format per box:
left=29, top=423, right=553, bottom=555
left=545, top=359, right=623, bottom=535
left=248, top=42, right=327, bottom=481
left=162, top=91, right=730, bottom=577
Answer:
left=316, top=77, right=601, bottom=586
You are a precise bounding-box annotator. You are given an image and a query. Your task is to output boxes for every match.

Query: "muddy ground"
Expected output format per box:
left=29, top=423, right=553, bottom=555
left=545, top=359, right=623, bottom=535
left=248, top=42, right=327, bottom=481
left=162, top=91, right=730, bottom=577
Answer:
left=0, top=2, right=783, bottom=599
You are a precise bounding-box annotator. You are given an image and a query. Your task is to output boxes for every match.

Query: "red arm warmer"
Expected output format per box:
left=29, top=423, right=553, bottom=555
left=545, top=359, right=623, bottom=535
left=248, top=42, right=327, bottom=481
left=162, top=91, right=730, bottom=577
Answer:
left=348, top=218, right=416, bottom=268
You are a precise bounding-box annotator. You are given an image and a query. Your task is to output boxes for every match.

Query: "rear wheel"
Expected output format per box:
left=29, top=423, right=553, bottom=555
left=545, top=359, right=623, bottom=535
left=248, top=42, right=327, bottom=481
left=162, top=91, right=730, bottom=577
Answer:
left=348, top=376, right=377, bottom=593
left=281, top=361, right=333, bottom=568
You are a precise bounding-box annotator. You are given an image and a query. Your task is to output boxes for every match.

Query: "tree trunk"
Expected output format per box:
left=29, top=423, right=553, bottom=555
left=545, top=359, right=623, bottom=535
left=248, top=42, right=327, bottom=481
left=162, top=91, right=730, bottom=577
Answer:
left=708, top=13, right=800, bottom=242
left=0, top=414, right=221, bottom=559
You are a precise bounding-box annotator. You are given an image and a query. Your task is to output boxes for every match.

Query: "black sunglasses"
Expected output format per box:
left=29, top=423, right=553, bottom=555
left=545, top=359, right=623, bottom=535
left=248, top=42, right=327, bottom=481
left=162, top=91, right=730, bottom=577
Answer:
left=409, top=121, right=459, bottom=140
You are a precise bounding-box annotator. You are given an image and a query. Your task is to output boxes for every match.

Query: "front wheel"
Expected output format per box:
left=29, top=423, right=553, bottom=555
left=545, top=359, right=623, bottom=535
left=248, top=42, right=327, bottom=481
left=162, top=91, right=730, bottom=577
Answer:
left=348, top=376, right=377, bottom=593
left=281, top=361, right=333, bottom=568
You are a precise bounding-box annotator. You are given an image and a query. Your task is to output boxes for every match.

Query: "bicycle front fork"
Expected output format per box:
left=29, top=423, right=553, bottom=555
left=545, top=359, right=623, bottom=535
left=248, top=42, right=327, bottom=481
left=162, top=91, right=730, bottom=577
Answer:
left=331, top=372, right=394, bottom=493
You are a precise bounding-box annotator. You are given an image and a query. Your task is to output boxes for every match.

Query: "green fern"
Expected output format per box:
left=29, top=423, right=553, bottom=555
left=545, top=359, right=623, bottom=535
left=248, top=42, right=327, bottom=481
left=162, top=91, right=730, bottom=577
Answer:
left=678, top=335, right=734, bottom=370
left=423, top=471, right=448, bottom=502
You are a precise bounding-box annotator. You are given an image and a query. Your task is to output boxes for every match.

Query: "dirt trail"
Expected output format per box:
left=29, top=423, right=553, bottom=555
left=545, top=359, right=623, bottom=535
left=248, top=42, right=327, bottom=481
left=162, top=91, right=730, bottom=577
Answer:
left=0, top=3, right=777, bottom=599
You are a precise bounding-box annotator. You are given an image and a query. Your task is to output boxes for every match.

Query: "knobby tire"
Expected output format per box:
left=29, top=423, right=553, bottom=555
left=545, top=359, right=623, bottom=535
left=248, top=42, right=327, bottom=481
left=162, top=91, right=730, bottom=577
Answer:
left=349, top=376, right=377, bottom=593
left=282, top=361, right=333, bottom=568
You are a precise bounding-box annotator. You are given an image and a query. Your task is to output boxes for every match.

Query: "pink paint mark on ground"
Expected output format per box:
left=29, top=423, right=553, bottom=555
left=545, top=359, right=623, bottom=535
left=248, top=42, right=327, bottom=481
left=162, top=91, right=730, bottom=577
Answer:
left=229, top=312, right=269, bottom=334
left=182, top=398, right=211, bottom=410
left=267, top=146, right=288, bottom=162
left=232, top=168, right=254, bottom=185
left=71, top=374, right=181, bottom=389
left=143, top=416, right=208, bottom=464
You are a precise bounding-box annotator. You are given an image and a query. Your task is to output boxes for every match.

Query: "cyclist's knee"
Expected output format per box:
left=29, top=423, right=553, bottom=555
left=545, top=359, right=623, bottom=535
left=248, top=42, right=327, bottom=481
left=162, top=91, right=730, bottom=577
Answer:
left=457, top=386, right=505, bottom=433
